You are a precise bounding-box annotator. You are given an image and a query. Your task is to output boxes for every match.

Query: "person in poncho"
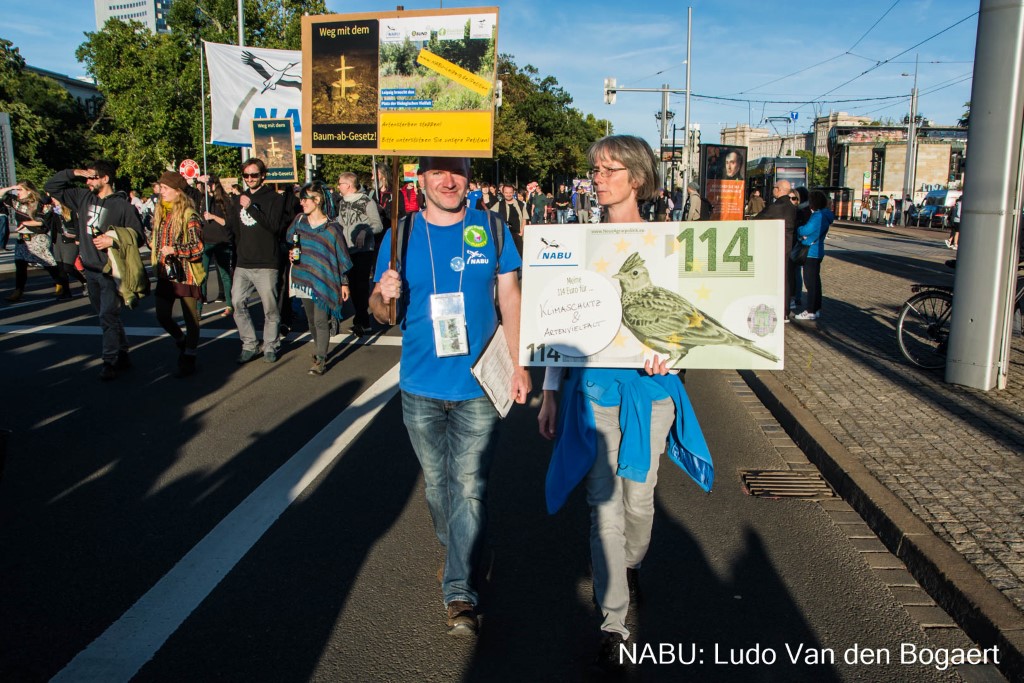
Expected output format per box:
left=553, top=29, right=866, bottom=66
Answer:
left=286, top=182, right=352, bottom=376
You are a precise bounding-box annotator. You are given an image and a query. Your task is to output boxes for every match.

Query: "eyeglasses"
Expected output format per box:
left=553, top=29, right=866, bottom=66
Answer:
left=242, top=172, right=262, bottom=179
left=587, top=166, right=627, bottom=180
left=789, top=195, right=799, bottom=202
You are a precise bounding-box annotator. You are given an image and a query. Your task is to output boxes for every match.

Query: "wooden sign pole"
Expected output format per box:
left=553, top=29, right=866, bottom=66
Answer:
left=388, top=155, right=401, bottom=325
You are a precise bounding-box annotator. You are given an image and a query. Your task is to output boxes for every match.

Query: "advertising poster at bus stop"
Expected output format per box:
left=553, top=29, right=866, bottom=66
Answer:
left=301, top=7, right=498, bottom=157
left=700, top=144, right=747, bottom=221
left=251, top=118, right=298, bottom=183
left=519, top=220, right=785, bottom=371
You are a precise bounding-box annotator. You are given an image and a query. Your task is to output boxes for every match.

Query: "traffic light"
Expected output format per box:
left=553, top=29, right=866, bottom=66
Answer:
left=604, top=77, right=617, bottom=105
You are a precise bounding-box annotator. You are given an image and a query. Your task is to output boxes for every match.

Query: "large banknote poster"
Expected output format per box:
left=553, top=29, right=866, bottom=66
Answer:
left=519, top=221, right=785, bottom=370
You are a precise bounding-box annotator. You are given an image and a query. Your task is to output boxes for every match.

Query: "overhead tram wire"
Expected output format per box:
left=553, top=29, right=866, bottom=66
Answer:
left=737, top=0, right=902, bottom=95
left=811, top=11, right=978, bottom=101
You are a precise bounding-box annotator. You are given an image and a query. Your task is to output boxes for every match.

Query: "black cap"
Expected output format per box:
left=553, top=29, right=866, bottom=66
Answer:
left=418, top=156, right=471, bottom=176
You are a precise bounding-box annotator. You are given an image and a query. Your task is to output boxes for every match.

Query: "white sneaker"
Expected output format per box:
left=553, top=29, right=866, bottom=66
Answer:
left=794, top=311, right=819, bottom=321
left=944, top=238, right=952, bottom=248
left=952, top=244, right=958, bottom=250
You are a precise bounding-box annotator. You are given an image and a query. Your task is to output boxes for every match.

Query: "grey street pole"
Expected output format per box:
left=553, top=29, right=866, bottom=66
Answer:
left=945, top=0, right=1024, bottom=390
left=683, top=6, right=692, bottom=190
left=901, top=55, right=919, bottom=205
left=238, top=0, right=247, bottom=164
left=659, top=86, right=670, bottom=187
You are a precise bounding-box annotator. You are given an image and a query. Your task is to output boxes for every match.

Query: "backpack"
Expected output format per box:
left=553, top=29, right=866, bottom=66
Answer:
left=390, top=210, right=507, bottom=323
left=698, top=194, right=714, bottom=221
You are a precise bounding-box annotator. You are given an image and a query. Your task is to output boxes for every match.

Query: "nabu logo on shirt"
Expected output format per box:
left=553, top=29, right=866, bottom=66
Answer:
left=464, top=225, right=488, bottom=249
left=466, top=249, right=489, bottom=266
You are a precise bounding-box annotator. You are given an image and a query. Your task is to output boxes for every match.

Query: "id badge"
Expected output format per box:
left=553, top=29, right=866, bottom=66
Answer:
left=430, top=292, right=469, bottom=357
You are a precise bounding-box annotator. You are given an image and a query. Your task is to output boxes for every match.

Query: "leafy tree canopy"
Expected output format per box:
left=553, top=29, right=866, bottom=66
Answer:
left=0, top=37, right=97, bottom=186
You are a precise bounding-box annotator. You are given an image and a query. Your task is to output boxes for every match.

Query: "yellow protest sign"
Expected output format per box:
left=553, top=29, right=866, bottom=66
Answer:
left=301, top=7, right=498, bottom=157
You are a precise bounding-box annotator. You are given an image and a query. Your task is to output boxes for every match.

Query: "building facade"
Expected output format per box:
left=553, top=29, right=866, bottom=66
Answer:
left=720, top=123, right=812, bottom=161
left=94, top=0, right=172, bottom=33
left=827, top=125, right=967, bottom=205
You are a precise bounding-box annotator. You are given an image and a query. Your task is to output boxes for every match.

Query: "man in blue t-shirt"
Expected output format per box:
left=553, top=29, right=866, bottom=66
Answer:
left=370, top=156, right=531, bottom=637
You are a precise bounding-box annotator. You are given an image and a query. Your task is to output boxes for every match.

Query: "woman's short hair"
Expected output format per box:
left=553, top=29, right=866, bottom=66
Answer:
left=587, top=135, right=660, bottom=201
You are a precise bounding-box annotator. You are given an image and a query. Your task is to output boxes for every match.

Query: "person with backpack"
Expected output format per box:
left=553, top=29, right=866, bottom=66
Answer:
left=336, top=171, right=384, bottom=336
left=683, top=181, right=713, bottom=221
left=369, top=156, right=531, bottom=637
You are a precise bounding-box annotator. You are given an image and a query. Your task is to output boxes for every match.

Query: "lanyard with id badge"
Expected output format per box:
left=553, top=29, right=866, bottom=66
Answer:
left=425, top=216, right=469, bottom=358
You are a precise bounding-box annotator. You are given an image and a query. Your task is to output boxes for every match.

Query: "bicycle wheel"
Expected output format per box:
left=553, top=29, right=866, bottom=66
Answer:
left=897, top=290, right=953, bottom=369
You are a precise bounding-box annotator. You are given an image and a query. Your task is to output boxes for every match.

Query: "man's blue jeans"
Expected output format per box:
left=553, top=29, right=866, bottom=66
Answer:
left=401, top=391, right=499, bottom=607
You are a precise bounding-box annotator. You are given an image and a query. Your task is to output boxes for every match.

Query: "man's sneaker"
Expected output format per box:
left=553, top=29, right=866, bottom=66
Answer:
left=263, top=349, right=278, bottom=363
left=237, top=348, right=261, bottom=364
left=445, top=601, right=477, bottom=636
left=626, top=567, right=642, bottom=606
left=99, top=362, right=117, bottom=381
left=308, top=356, right=326, bottom=376
left=794, top=310, right=819, bottom=321
left=114, top=350, right=132, bottom=371
left=594, top=631, right=627, bottom=671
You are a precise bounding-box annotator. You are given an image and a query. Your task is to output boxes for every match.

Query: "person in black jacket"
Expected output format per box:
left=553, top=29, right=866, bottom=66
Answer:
left=227, top=158, right=287, bottom=364
left=755, top=179, right=799, bottom=320
left=45, top=161, right=144, bottom=380
left=197, top=175, right=235, bottom=317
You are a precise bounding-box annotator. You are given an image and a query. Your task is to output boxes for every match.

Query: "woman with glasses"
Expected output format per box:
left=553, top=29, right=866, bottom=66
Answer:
left=150, top=171, right=206, bottom=377
left=286, top=183, right=352, bottom=376
left=537, top=135, right=711, bottom=672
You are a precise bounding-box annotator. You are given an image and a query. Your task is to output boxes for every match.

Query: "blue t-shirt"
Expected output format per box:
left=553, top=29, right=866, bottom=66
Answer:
left=467, top=189, right=483, bottom=209
left=375, top=209, right=522, bottom=400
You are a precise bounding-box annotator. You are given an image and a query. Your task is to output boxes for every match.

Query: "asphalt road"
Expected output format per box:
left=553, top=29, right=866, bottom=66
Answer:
left=0, top=251, right=994, bottom=682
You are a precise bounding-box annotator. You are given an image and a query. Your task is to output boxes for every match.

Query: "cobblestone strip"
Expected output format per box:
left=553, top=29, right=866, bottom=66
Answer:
left=775, top=252, right=1024, bottom=614
left=723, top=371, right=1008, bottom=682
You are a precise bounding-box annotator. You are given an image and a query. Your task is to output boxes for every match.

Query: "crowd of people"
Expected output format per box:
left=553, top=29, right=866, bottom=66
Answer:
left=3, top=143, right=838, bottom=672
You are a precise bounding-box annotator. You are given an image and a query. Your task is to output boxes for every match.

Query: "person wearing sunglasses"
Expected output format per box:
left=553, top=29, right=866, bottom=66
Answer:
left=227, top=158, right=288, bottom=364
left=754, top=179, right=798, bottom=320
left=45, top=160, right=145, bottom=380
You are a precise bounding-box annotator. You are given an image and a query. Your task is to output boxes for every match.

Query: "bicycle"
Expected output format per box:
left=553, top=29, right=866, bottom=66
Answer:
left=897, top=259, right=1024, bottom=369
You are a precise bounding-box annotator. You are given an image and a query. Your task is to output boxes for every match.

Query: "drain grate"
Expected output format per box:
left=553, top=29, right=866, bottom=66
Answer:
left=741, top=470, right=836, bottom=499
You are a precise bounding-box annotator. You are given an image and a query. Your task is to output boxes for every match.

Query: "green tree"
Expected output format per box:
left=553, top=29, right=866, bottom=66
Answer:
left=795, top=149, right=828, bottom=187
left=490, top=54, right=609, bottom=190
left=76, top=1, right=325, bottom=189
left=0, top=37, right=97, bottom=186
left=958, top=101, right=970, bottom=128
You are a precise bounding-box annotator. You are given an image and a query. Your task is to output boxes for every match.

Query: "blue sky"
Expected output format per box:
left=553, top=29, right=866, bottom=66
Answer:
left=4, top=0, right=977, bottom=148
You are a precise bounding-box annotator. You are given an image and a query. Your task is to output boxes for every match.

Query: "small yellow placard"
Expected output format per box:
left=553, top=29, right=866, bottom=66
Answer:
left=380, top=111, right=492, bottom=152
left=416, top=48, right=492, bottom=97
